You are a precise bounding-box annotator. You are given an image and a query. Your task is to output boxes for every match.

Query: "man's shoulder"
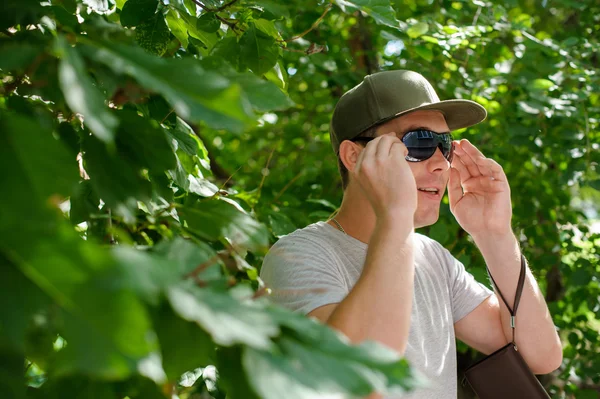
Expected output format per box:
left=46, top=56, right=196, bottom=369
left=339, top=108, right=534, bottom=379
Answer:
left=273, top=221, right=330, bottom=247
left=265, top=221, right=337, bottom=259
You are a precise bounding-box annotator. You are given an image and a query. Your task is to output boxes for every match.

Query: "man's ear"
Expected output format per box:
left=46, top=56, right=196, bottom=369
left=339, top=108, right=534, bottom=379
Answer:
left=338, top=140, right=363, bottom=172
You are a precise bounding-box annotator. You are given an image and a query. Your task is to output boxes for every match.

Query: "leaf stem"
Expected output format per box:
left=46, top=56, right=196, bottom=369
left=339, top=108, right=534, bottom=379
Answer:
left=281, top=3, right=332, bottom=42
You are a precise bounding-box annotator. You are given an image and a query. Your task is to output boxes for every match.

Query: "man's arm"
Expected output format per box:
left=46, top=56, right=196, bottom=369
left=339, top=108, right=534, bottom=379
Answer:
left=309, top=134, right=417, bottom=356
left=449, top=139, right=562, bottom=374
left=309, top=218, right=414, bottom=355
left=466, top=232, right=562, bottom=374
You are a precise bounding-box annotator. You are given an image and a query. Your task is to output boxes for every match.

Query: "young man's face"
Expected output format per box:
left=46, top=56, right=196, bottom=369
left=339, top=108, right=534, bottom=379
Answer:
left=374, top=110, right=451, bottom=228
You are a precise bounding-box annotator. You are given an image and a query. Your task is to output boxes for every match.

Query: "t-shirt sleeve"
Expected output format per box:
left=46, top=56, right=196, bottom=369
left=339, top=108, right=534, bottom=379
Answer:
left=260, top=235, right=348, bottom=315
left=436, top=243, right=493, bottom=323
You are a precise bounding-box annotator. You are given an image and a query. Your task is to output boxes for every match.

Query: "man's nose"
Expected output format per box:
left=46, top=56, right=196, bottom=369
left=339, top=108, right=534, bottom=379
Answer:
left=427, top=146, right=450, bottom=173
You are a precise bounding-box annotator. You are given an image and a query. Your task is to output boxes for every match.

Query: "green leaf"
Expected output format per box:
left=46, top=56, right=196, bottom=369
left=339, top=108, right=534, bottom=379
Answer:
left=56, top=286, right=157, bottom=379
left=81, top=40, right=254, bottom=133
left=211, top=36, right=241, bottom=68
left=82, top=134, right=152, bottom=220
left=264, top=61, right=288, bottom=90
left=115, top=109, right=177, bottom=174
left=414, top=44, right=433, bottom=61
left=239, top=23, right=281, bottom=76
left=248, top=306, right=423, bottom=399
left=165, top=9, right=189, bottom=48
left=178, top=10, right=220, bottom=50
left=69, top=180, right=100, bottom=225
left=51, top=5, right=78, bottom=29
left=334, top=0, right=399, bottom=29
left=528, top=78, right=554, bottom=91
left=180, top=198, right=270, bottom=251
left=120, top=0, right=158, bottom=27
left=0, top=265, right=49, bottom=353
left=153, top=304, right=215, bottom=380
left=135, top=13, right=171, bottom=56
left=0, top=351, right=25, bottom=399
left=0, top=43, right=41, bottom=71
left=152, top=237, right=221, bottom=279
left=266, top=211, right=296, bottom=238
left=0, top=112, right=79, bottom=226
left=167, top=283, right=279, bottom=349
left=56, top=36, right=119, bottom=143
left=226, top=70, right=295, bottom=112
left=254, top=18, right=283, bottom=40
left=407, top=22, right=428, bottom=38
left=429, top=221, right=449, bottom=244
left=167, top=117, right=200, bottom=156
left=196, top=13, right=221, bottom=33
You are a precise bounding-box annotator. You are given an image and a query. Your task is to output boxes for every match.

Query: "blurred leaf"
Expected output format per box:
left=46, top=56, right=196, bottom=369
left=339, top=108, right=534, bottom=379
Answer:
left=153, top=304, right=215, bottom=380
left=407, top=22, right=428, bottom=38
left=120, top=0, right=158, bottom=27
left=196, top=13, right=221, bottom=33
left=165, top=9, right=189, bottom=48
left=56, top=36, right=119, bottom=143
left=81, top=40, right=254, bottom=133
left=167, top=283, right=279, bottom=349
left=334, top=0, right=399, bottom=28
left=180, top=198, right=270, bottom=251
left=240, top=23, right=280, bottom=76
left=414, top=45, right=433, bottom=61
left=135, top=14, right=171, bottom=56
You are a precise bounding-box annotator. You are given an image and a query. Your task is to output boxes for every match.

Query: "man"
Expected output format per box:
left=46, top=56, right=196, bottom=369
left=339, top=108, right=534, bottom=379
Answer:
left=260, top=70, right=562, bottom=398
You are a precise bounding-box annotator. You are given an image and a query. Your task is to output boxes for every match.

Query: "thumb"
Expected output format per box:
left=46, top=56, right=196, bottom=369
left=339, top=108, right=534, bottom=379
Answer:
left=448, top=167, right=463, bottom=210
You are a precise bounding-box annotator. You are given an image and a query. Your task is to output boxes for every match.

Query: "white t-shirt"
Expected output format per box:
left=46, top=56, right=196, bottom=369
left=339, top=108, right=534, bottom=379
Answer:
left=260, top=221, right=493, bottom=399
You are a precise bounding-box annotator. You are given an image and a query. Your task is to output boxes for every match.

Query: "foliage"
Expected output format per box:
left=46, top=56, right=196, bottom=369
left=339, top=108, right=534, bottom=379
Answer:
left=0, top=0, right=599, bottom=398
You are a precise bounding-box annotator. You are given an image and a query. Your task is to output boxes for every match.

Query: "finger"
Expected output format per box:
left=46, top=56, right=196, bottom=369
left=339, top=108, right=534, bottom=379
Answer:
left=475, top=158, right=506, bottom=181
left=451, top=154, right=471, bottom=182
left=454, top=140, right=482, bottom=177
left=460, top=139, right=496, bottom=177
left=390, top=140, right=409, bottom=160
left=447, top=167, right=463, bottom=209
left=375, top=133, right=400, bottom=158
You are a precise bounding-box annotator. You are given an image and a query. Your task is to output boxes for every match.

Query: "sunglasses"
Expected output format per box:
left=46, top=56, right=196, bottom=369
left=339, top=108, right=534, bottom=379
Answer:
left=351, top=129, right=454, bottom=163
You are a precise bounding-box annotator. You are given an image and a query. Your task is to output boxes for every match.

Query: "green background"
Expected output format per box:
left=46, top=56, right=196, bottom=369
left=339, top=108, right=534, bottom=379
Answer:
left=1, top=0, right=599, bottom=398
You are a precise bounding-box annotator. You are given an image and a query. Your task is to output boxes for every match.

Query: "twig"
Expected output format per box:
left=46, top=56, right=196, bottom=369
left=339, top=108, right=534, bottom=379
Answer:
left=185, top=252, right=222, bottom=278
left=190, top=0, right=212, bottom=11
left=219, top=164, right=244, bottom=191
left=281, top=3, right=332, bottom=42
left=271, top=170, right=304, bottom=204
left=160, top=109, right=175, bottom=124
left=257, top=145, right=277, bottom=194
left=190, top=0, right=238, bottom=12
left=583, top=104, right=591, bottom=167
left=472, top=6, right=482, bottom=26
left=215, top=0, right=239, bottom=12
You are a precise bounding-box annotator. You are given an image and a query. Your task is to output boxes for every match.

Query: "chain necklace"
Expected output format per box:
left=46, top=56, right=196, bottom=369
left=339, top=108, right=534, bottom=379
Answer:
left=330, top=218, right=347, bottom=235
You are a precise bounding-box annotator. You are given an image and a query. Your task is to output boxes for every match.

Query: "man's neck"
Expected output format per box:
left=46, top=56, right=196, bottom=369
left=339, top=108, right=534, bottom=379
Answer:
left=328, top=184, right=377, bottom=244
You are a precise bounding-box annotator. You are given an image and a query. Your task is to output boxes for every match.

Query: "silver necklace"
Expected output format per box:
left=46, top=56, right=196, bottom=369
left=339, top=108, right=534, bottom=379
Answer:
left=331, top=218, right=347, bottom=234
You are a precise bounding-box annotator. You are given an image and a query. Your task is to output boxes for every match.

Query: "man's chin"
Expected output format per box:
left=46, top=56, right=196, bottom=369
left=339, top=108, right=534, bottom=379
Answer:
left=414, top=211, right=440, bottom=229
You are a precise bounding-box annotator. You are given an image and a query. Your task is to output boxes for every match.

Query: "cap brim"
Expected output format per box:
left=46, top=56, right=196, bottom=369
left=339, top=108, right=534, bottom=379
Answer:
left=389, top=99, right=487, bottom=131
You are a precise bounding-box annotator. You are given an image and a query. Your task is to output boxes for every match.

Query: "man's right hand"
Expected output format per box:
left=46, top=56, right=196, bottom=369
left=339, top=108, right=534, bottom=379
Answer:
left=351, top=133, right=417, bottom=223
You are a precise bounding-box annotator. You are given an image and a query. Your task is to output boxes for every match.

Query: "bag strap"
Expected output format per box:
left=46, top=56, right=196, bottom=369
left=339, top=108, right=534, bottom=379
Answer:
left=485, top=254, right=527, bottom=348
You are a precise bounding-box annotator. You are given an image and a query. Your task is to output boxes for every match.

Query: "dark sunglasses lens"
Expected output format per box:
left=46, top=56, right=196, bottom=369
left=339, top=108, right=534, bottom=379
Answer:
left=403, top=131, right=453, bottom=162
left=406, top=146, right=436, bottom=161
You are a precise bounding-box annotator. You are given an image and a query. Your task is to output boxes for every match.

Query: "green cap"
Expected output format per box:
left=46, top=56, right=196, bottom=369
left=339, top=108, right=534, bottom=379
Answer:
left=329, top=70, right=487, bottom=154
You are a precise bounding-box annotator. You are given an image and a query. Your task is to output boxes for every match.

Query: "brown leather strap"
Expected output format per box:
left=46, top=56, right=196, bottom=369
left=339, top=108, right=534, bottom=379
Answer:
left=486, top=254, right=527, bottom=347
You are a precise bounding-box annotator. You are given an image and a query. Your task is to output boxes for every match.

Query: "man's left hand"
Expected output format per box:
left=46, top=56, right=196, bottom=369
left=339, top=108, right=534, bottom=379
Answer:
left=448, top=139, right=512, bottom=238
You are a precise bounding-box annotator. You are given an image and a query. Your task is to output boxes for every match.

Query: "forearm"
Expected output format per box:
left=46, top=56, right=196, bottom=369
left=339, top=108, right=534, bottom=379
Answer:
left=327, top=216, right=415, bottom=356
left=473, top=232, right=562, bottom=373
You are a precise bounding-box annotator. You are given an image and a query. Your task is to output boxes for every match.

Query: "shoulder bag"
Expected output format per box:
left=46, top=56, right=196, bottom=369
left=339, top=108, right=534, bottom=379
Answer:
left=463, top=254, right=551, bottom=398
